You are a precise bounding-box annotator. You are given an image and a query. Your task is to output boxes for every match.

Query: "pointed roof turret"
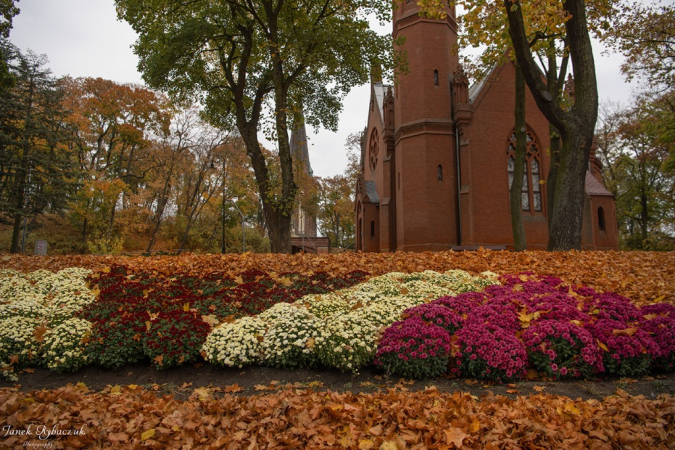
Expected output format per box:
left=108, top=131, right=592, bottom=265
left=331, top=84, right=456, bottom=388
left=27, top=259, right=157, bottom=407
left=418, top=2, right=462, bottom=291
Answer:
left=290, top=112, right=312, bottom=176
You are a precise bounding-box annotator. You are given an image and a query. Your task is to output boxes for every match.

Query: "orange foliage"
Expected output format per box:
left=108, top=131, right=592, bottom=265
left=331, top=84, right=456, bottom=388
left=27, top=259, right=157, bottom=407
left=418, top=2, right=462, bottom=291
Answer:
left=1, top=250, right=674, bottom=306
left=0, top=384, right=673, bottom=448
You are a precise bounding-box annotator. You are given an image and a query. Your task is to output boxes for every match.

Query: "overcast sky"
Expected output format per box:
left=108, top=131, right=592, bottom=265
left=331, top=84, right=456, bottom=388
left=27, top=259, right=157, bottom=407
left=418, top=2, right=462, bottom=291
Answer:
left=10, top=0, right=639, bottom=178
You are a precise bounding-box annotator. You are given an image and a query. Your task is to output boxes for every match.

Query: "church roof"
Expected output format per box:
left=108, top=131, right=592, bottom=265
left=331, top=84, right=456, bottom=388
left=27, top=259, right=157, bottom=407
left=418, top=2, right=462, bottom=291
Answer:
left=469, top=73, right=488, bottom=103
left=365, top=180, right=380, bottom=204
left=468, top=63, right=497, bottom=103
left=585, top=172, right=613, bottom=197
left=373, top=82, right=392, bottom=125
left=290, top=119, right=312, bottom=176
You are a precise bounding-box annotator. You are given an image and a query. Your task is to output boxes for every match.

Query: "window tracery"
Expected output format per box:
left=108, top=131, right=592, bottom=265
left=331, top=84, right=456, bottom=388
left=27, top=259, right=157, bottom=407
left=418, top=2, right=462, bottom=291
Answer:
left=507, top=128, right=542, bottom=212
left=369, top=129, right=379, bottom=172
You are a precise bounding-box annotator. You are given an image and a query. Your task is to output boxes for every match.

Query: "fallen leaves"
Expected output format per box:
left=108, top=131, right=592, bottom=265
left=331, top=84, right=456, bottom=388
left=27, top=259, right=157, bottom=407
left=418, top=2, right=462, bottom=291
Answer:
left=2, top=250, right=674, bottom=306
left=32, top=325, right=48, bottom=343
left=0, top=385, right=672, bottom=449
left=224, top=384, right=244, bottom=393
left=140, top=428, right=155, bottom=441
left=445, top=427, right=468, bottom=447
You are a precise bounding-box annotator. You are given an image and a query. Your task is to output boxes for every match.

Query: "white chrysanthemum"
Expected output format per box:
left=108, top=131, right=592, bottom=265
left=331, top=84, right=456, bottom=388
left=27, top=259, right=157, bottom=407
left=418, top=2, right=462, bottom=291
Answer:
left=0, top=316, right=43, bottom=368
left=0, top=268, right=23, bottom=278
left=57, top=267, right=92, bottom=279
left=0, top=275, right=33, bottom=299
left=44, top=304, right=84, bottom=328
left=0, top=297, right=49, bottom=320
left=47, top=289, right=96, bottom=311
left=443, top=269, right=474, bottom=280
left=0, top=267, right=95, bottom=379
left=24, top=269, right=62, bottom=295
left=401, top=279, right=454, bottom=299
left=202, top=316, right=267, bottom=368
left=262, top=308, right=321, bottom=369
left=258, top=302, right=303, bottom=323
left=295, top=293, right=351, bottom=319
left=315, top=296, right=424, bottom=373
left=475, top=271, right=501, bottom=287
left=42, top=318, right=92, bottom=372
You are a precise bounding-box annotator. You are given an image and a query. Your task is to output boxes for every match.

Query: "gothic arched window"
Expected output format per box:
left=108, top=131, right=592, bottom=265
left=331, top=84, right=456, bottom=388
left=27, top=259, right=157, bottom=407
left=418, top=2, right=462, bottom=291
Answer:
left=369, top=129, right=379, bottom=172
left=507, top=128, right=542, bottom=212
left=598, top=207, right=606, bottom=231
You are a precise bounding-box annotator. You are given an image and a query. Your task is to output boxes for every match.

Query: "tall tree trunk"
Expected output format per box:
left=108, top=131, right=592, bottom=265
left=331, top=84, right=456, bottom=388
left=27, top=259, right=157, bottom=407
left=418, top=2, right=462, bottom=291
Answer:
left=547, top=125, right=561, bottom=233
left=146, top=195, right=167, bottom=253
left=547, top=129, right=594, bottom=249
left=640, top=189, right=649, bottom=244
left=82, top=217, right=88, bottom=245
left=9, top=170, right=25, bottom=253
left=544, top=40, right=567, bottom=237
left=178, top=191, right=213, bottom=252
left=10, top=211, right=23, bottom=253
left=269, top=73, right=296, bottom=254
left=505, top=0, right=598, bottom=250
left=262, top=7, right=299, bottom=254
left=510, top=63, right=527, bottom=251
left=237, top=99, right=294, bottom=254
left=219, top=20, right=286, bottom=253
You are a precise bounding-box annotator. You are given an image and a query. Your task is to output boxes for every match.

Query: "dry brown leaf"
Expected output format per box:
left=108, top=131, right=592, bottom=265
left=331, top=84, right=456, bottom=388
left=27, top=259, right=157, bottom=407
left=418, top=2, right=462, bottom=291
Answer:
left=444, top=427, right=467, bottom=447
left=225, top=384, right=244, bottom=393
left=33, top=325, right=48, bottom=343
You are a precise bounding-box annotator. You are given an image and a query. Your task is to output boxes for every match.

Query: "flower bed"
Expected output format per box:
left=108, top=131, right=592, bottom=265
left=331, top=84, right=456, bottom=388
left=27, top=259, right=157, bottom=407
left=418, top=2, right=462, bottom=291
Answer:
left=0, top=268, right=94, bottom=380
left=1, top=266, right=674, bottom=383
left=207, top=270, right=499, bottom=373
left=0, top=266, right=368, bottom=379
left=375, top=315, right=452, bottom=379
left=375, top=273, right=674, bottom=381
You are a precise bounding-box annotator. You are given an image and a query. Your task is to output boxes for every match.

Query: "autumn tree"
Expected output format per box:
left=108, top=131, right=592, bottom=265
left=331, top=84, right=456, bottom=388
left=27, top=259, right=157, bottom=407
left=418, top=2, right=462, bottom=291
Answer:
left=0, top=0, right=19, bottom=92
left=0, top=48, right=78, bottom=253
left=455, top=0, right=586, bottom=250
left=602, top=1, right=674, bottom=91
left=500, top=0, right=603, bottom=250
left=143, top=107, right=195, bottom=252
left=62, top=77, right=169, bottom=250
left=116, top=0, right=393, bottom=253
left=445, top=0, right=615, bottom=250
left=170, top=129, right=256, bottom=253
left=315, top=175, right=355, bottom=248
left=343, top=130, right=364, bottom=183
left=596, top=92, right=675, bottom=249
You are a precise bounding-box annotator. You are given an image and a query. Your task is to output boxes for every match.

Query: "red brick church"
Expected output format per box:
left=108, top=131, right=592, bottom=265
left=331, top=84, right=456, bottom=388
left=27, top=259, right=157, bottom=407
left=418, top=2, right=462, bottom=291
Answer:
left=354, top=1, right=619, bottom=252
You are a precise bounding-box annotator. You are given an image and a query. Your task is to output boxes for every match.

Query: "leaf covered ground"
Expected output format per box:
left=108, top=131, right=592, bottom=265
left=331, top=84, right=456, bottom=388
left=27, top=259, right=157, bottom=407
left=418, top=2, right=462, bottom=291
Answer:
left=2, top=250, right=673, bottom=306
left=1, top=250, right=674, bottom=448
left=1, top=383, right=673, bottom=449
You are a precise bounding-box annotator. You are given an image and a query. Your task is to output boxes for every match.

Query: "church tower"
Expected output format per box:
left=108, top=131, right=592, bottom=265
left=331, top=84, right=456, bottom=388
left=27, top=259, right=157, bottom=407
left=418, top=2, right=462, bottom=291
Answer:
left=290, top=118, right=317, bottom=241
left=392, top=0, right=461, bottom=251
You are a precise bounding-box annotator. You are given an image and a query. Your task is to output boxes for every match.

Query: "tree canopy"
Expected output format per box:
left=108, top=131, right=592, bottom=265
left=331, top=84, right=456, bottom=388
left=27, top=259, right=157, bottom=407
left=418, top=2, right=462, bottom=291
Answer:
left=116, top=0, right=393, bottom=253
left=602, top=1, right=675, bottom=91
